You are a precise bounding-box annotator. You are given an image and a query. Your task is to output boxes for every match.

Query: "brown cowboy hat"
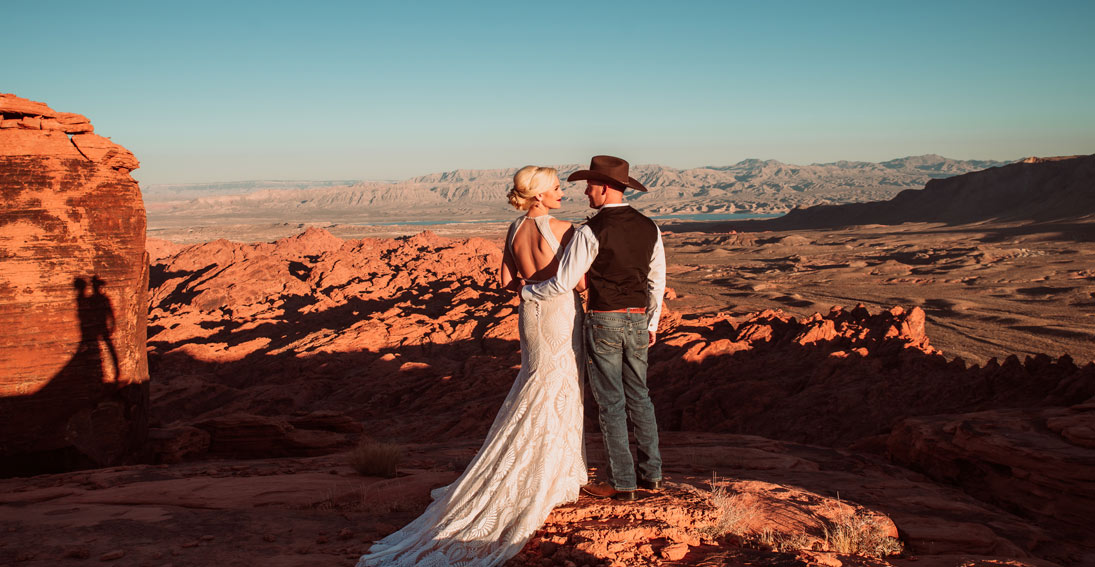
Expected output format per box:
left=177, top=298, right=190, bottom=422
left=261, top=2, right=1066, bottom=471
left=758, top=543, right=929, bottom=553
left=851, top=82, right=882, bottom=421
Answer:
left=567, top=155, right=647, bottom=192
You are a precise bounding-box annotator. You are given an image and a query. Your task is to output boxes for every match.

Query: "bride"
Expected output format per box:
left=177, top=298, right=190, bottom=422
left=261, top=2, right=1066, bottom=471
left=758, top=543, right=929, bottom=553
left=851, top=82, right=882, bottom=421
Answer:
left=358, top=165, right=587, bottom=566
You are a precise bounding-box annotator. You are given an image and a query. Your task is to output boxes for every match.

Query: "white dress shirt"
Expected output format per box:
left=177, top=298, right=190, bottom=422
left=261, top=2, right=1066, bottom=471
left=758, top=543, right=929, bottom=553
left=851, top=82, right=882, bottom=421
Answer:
left=521, top=203, right=667, bottom=332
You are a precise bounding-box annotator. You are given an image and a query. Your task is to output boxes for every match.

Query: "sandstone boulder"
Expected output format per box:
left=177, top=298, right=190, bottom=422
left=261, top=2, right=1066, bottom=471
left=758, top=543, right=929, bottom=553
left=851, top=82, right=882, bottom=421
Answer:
left=0, top=94, right=147, bottom=475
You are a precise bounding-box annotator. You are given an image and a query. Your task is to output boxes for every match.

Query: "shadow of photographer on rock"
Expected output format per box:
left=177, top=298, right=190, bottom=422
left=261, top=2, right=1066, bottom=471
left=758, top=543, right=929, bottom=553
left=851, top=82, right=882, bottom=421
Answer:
left=0, top=275, right=146, bottom=477
left=77, top=276, right=120, bottom=383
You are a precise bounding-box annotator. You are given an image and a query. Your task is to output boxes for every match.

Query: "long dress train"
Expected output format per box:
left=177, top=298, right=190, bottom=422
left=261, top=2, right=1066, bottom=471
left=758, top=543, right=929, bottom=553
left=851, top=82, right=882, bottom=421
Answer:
left=358, top=214, right=586, bottom=567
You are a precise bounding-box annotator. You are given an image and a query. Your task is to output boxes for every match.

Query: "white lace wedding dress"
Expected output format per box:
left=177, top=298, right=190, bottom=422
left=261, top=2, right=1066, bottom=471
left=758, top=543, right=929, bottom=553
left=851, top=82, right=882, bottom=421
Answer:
left=358, top=214, right=587, bottom=567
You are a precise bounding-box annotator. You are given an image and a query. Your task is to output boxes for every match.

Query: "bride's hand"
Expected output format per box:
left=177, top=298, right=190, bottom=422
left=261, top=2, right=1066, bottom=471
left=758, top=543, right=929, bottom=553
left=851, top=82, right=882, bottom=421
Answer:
left=575, top=273, right=588, bottom=293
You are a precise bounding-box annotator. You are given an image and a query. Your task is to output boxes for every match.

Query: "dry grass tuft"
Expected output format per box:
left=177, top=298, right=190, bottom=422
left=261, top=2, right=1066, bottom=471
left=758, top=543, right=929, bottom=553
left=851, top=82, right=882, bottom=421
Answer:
left=705, top=475, right=760, bottom=537
left=315, top=483, right=417, bottom=513
left=823, top=507, right=904, bottom=558
left=756, top=527, right=814, bottom=553
left=349, top=439, right=404, bottom=478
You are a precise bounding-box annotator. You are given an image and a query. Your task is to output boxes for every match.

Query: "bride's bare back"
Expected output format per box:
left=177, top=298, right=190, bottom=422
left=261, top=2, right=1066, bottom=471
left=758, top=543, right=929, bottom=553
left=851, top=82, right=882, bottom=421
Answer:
left=500, top=215, right=582, bottom=290
left=515, top=216, right=570, bottom=278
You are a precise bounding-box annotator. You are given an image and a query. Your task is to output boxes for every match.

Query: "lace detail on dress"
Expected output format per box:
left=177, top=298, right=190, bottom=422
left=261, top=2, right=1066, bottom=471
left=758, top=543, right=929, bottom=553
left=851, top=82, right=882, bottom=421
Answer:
left=358, top=214, right=586, bottom=567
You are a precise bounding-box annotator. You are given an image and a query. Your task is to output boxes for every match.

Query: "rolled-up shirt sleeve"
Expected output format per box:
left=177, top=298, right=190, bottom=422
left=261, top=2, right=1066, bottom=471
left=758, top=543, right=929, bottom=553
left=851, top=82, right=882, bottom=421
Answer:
left=521, top=225, right=598, bottom=302
left=646, top=228, right=667, bottom=332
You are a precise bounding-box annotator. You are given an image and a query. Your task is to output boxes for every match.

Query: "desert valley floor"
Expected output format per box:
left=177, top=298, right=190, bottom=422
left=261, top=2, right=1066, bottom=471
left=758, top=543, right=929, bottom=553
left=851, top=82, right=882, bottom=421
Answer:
left=149, top=216, right=1095, bottom=365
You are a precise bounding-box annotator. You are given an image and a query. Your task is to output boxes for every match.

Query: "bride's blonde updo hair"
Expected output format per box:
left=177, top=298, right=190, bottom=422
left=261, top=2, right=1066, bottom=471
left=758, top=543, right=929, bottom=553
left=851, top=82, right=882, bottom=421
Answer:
left=507, top=165, right=558, bottom=210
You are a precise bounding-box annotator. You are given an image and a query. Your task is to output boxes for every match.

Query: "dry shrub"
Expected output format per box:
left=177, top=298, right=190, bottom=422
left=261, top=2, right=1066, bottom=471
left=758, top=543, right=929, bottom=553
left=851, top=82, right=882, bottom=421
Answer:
left=823, top=508, right=904, bottom=558
left=705, top=475, right=759, bottom=537
left=757, top=527, right=813, bottom=553
left=349, top=439, right=403, bottom=478
left=315, top=483, right=416, bottom=513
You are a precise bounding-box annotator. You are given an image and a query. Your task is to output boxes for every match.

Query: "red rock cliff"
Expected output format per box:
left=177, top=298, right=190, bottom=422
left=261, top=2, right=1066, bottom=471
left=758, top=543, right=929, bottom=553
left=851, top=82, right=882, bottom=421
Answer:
left=0, top=94, right=148, bottom=475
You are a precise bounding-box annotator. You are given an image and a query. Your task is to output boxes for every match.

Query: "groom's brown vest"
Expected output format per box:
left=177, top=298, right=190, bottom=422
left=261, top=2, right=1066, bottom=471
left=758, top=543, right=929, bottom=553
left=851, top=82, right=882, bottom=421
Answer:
left=584, top=206, right=659, bottom=311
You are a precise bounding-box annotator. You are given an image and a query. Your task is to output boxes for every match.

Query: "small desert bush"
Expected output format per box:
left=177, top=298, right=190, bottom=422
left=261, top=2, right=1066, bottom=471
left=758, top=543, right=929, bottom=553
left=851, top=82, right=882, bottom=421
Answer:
left=705, top=475, right=759, bottom=537
left=823, top=509, right=904, bottom=558
left=756, top=527, right=813, bottom=553
left=349, top=439, right=404, bottom=478
left=316, top=483, right=416, bottom=513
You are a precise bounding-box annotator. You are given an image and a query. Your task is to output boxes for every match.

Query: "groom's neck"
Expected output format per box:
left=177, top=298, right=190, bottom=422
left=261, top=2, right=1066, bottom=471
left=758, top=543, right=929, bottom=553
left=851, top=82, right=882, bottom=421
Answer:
left=601, top=193, right=624, bottom=206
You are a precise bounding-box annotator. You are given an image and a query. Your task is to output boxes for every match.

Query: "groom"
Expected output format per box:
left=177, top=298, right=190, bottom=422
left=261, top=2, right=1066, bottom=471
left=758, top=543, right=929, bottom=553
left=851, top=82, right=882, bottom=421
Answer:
left=522, top=155, right=665, bottom=501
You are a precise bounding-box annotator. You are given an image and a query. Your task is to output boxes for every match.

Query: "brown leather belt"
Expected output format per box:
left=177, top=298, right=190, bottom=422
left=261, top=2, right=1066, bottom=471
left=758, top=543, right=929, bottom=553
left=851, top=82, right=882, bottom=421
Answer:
left=589, top=307, right=646, bottom=313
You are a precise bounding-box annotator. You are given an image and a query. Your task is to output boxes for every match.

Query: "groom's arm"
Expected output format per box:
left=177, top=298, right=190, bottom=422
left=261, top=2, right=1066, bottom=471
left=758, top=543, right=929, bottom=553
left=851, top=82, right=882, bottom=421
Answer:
left=521, top=225, right=598, bottom=301
left=646, top=228, right=667, bottom=336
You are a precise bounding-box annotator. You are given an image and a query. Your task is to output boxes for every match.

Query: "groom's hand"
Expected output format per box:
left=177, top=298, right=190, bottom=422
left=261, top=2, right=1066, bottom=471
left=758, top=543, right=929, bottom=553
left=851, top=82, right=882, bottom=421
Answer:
left=648, top=331, right=656, bottom=346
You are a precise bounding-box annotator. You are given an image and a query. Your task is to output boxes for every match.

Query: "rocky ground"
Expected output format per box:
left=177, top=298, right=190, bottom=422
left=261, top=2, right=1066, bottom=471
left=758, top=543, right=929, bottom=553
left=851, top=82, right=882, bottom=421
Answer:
left=3, top=222, right=1094, bottom=566
left=661, top=219, right=1095, bottom=365
left=1, top=432, right=1068, bottom=567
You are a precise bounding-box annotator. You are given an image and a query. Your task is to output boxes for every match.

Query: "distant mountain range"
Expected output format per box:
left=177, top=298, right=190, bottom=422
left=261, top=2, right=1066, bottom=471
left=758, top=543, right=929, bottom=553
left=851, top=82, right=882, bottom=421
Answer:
left=143, top=155, right=1011, bottom=223
left=758, top=154, right=1095, bottom=229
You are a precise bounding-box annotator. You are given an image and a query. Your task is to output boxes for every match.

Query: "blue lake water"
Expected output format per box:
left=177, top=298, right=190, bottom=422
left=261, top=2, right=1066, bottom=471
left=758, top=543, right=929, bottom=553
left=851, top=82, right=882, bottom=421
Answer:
left=356, top=211, right=782, bottom=226
left=359, top=219, right=504, bottom=226
left=652, top=212, right=781, bottom=221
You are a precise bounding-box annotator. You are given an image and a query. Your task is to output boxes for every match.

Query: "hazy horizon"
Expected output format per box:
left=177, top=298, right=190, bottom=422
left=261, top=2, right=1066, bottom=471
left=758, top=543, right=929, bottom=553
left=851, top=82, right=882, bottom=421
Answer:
left=5, top=0, right=1093, bottom=185
left=141, top=153, right=1015, bottom=188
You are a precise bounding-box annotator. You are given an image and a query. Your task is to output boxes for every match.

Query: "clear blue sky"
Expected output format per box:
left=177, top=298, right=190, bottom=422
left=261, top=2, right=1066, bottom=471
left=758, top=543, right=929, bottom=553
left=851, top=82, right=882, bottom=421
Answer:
left=4, top=0, right=1093, bottom=184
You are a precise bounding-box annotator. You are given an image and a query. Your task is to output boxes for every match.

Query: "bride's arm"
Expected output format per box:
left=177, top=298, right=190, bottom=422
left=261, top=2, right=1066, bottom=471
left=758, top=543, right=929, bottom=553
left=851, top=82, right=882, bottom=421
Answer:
left=500, top=246, right=521, bottom=292
left=558, top=224, right=588, bottom=292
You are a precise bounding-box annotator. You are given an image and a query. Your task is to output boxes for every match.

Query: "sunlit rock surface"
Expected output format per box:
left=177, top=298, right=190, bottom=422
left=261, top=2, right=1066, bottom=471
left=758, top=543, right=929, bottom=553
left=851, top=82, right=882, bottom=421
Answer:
left=0, top=94, right=148, bottom=475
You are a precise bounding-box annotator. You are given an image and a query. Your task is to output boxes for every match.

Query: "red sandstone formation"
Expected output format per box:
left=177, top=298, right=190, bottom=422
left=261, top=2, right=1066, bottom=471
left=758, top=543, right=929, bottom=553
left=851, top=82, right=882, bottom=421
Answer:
left=144, top=229, right=1095, bottom=561
left=145, top=237, right=186, bottom=261
left=0, top=94, right=147, bottom=475
left=146, top=228, right=510, bottom=457
left=650, top=305, right=1095, bottom=447
left=146, top=229, right=1095, bottom=451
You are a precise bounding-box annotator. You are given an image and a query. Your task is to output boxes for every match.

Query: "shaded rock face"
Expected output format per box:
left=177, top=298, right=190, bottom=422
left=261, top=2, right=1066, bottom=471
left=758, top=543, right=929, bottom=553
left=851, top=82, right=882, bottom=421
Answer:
left=765, top=153, right=1095, bottom=229
left=889, top=404, right=1095, bottom=554
left=0, top=94, right=148, bottom=475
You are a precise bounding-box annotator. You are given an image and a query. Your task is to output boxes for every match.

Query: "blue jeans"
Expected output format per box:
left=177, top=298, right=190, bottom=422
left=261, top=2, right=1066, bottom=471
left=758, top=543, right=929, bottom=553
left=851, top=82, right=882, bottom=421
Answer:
left=585, top=311, right=662, bottom=491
